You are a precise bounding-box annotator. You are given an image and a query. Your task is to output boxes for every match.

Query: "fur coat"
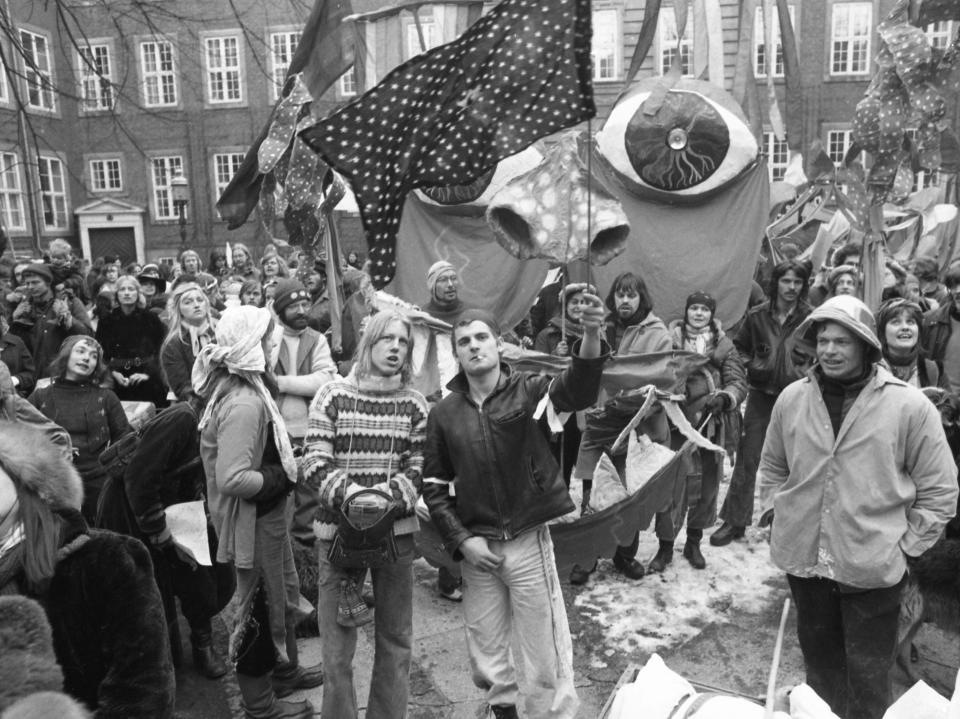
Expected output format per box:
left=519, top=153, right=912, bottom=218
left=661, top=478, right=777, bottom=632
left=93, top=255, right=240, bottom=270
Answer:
left=0, top=422, right=174, bottom=719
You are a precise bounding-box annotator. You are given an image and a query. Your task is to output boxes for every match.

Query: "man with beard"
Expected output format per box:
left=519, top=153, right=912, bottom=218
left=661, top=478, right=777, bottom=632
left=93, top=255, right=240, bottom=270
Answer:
left=711, top=260, right=812, bottom=547
left=423, top=306, right=608, bottom=719
left=270, top=279, right=338, bottom=547
left=422, top=260, right=466, bottom=325
left=304, top=258, right=331, bottom=334
left=9, top=263, right=92, bottom=381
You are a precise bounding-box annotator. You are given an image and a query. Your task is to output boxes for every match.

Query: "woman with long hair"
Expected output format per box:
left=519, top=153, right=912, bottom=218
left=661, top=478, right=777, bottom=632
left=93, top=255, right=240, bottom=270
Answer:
left=0, top=421, right=174, bottom=717
left=194, top=306, right=319, bottom=719
left=28, top=336, right=132, bottom=520
left=260, top=253, right=289, bottom=282
left=876, top=297, right=944, bottom=389
left=209, top=247, right=230, bottom=279
left=160, top=281, right=216, bottom=404
left=96, top=274, right=168, bottom=406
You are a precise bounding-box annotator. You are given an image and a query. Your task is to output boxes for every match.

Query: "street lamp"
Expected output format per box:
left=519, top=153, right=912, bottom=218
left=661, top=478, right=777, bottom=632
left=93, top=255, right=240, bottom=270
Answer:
left=170, top=172, right=190, bottom=254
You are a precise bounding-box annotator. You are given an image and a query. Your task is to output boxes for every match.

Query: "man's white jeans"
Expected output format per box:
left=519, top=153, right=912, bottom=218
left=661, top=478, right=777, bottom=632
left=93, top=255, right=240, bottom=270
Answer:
left=460, top=524, right=578, bottom=718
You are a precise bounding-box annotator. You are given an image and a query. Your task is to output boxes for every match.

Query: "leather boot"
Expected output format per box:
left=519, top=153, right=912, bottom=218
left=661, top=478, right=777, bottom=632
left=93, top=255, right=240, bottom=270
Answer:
left=683, top=540, right=706, bottom=569
left=569, top=560, right=598, bottom=585
left=237, top=672, right=314, bottom=719
left=709, top=522, right=745, bottom=547
left=647, top=541, right=674, bottom=573
left=191, top=630, right=228, bottom=679
left=272, top=630, right=323, bottom=698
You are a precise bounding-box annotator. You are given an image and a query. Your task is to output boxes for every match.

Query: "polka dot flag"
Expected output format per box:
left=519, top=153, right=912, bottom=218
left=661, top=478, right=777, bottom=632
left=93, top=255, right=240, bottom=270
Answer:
left=299, top=0, right=596, bottom=289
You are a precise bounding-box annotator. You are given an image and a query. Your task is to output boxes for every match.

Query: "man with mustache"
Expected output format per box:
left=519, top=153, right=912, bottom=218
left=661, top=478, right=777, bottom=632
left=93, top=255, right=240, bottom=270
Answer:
left=270, top=279, right=338, bottom=552
left=711, top=260, right=812, bottom=547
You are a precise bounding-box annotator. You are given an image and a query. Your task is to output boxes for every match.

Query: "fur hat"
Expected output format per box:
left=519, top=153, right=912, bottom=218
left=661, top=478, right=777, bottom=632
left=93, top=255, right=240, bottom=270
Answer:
left=272, top=279, right=310, bottom=317
left=0, top=421, right=83, bottom=511
left=796, top=295, right=882, bottom=356
left=0, top=596, right=64, bottom=712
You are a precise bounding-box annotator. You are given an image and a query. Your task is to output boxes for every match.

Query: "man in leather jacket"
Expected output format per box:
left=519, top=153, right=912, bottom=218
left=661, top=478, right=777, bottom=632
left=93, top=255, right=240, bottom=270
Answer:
left=423, top=303, right=607, bottom=719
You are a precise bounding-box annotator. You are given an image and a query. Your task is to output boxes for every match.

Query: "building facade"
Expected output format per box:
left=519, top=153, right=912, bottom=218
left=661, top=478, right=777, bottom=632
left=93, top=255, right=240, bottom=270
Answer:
left=0, top=0, right=956, bottom=264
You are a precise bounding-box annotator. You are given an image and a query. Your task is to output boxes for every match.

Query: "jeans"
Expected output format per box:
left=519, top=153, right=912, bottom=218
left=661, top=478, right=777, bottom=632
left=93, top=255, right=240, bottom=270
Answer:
left=719, top=390, right=777, bottom=527
left=317, top=534, right=415, bottom=719
left=461, top=525, right=578, bottom=719
left=787, top=574, right=905, bottom=719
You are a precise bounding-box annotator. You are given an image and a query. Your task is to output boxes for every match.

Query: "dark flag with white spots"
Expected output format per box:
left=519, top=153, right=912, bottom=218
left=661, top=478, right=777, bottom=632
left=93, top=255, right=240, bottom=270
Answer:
left=299, top=0, right=595, bottom=288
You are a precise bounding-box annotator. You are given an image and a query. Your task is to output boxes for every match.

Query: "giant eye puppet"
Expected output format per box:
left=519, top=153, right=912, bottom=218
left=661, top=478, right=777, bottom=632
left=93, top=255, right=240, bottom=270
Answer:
left=388, top=76, right=768, bottom=330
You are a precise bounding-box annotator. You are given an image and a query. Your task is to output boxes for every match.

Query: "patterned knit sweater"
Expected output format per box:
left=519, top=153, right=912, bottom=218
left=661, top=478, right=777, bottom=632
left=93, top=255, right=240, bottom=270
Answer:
left=302, top=372, right=428, bottom=540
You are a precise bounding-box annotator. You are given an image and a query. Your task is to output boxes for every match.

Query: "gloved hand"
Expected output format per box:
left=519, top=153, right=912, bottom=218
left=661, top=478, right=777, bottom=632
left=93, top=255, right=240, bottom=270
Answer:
left=705, top=392, right=729, bottom=415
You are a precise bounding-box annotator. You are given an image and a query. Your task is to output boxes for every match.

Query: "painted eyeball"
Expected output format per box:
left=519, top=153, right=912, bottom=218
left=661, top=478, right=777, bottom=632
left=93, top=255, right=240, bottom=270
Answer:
left=415, top=145, right=544, bottom=208
left=596, top=78, right=758, bottom=199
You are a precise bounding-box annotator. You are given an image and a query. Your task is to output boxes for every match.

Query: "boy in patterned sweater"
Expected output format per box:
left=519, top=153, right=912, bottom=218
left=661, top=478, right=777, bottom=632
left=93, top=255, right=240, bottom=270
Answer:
left=301, top=310, right=428, bottom=719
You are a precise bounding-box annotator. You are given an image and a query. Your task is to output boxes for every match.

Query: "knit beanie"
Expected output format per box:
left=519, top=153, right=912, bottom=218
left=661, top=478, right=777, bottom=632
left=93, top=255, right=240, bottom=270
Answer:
left=20, top=264, right=53, bottom=285
left=685, top=291, right=716, bottom=314
left=426, top=261, right=456, bottom=293
left=272, top=279, right=310, bottom=317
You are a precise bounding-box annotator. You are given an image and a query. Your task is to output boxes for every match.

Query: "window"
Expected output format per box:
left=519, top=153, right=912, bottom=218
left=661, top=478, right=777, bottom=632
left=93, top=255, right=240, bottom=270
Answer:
left=830, top=3, right=872, bottom=75
left=141, top=40, right=178, bottom=107
left=827, top=129, right=854, bottom=166
left=78, top=44, right=114, bottom=111
left=212, top=152, right=244, bottom=203
left=764, top=132, right=789, bottom=181
left=658, top=7, right=693, bottom=77
left=151, top=156, right=184, bottom=220
left=269, top=31, right=300, bottom=101
left=0, top=152, right=25, bottom=231
left=89, top=158, right=122, bottom=192
left=0, top=55, right=8, bottom=103
left=592, top=9, right=620, bottom=81
left=19, top=28, right=56, bottom=111
left=38, top=157, right=68, bottom=230
left=406, top=19, right=440, bottom=58
left=925, top=21, right=955, bottom=51
left=754, top=5, right=795, bottom=78
left=339, top=67, right=358, bottom=97
left=205, top=35, right=243, bottom=104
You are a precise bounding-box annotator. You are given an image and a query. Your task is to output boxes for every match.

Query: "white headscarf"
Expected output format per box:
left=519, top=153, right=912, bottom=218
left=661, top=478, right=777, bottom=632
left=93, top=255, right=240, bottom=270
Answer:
left=192, top=306, right=297, bottom=482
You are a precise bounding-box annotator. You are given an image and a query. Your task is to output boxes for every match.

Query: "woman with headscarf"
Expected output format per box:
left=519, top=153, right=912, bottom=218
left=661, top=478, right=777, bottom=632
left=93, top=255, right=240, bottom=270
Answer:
left=29, top=336, right=132, bottom=521
left=0, top=422, right=174, bottom=718
left=96, top=275, right=169, bottom=407
left=647, top=292, right=746, bottom=573
left=161, top=281, right=217, bottom=405
left=193, top=306, right=319, bottom=719
left=877, top=297, right=945, bottom=389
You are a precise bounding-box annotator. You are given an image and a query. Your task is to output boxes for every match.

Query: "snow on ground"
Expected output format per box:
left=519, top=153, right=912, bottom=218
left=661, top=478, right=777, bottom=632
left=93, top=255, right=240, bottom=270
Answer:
left=573, top=461, right=785, bottom=657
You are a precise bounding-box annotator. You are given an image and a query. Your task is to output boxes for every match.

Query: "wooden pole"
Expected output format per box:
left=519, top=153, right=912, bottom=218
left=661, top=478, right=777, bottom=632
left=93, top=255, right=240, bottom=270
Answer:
left=764, top=597, right=791, bottom=719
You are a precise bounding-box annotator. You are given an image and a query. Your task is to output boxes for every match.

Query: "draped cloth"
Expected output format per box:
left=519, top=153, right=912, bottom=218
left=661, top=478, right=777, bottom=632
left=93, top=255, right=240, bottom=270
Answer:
left=192, top=306, right=297, bottom=483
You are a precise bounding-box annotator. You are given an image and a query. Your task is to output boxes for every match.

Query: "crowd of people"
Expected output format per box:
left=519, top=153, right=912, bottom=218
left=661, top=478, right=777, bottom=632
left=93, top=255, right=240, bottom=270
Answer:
left=0, top=235, right=957, bottom=719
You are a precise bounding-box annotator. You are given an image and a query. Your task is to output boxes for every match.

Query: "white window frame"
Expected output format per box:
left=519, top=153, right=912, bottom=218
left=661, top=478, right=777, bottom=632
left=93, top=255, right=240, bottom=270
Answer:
left=0, top=53, right=8, bottom=104
left=826, top=128, right=854, bottom=166
left=77, top=41, right=115, bottom=112
left=140, top=38, right=179, bottom=108
left=925, top=20, right=955, bottom=51
left=268, top=30, right=300, bottom=102
left=592, top=8, right=621, bottom=82
left=658, top=7, right=694, bottom=78
left=19, top=27, right=56, bottom=112
left=89, top=157, right=123, bottom=192
left=37, top=156, right=68, bottom=231
left=405, top=18, right=440, bottom=59
left=203, top=33, right=244, bottom=105
left=150, top=155, right=185, bottom=221
left=830, top=3, right=872, bottom=76
left=0, top=151, right=26, bottom=231
left=754, top=5, right=796, bottom=78
left=212, top=151, right=245, bottom=207
left=763, top=131, right=789, bottom=182
left=339, top=67, right=358, bottom=98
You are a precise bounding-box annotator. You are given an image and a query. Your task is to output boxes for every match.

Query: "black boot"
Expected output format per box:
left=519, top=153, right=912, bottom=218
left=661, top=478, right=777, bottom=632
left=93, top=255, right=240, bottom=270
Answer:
left=683, top=541, right=706, bottom=569
left=238, top=672, right=314, bottom=719
left=191, top=630, right=228, bottom=679
left=709, top=522, right=745, bottom=547
left=569, top=560, right=598, bottom=585
left=647, top=541, right=674, bottom=573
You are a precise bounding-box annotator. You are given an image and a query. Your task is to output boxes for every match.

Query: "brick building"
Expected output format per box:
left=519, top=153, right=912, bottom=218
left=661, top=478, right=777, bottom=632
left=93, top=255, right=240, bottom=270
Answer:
left=0, top=0, right=956, bottom=264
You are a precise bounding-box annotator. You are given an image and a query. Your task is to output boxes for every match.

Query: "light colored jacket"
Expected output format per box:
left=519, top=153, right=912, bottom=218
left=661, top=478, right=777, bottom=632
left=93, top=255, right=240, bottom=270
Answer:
left=271, top=324, right=337, bottom=439
left=758, top=365, right=958, bottom=589
left=615, top=313, right=672, bottom=355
